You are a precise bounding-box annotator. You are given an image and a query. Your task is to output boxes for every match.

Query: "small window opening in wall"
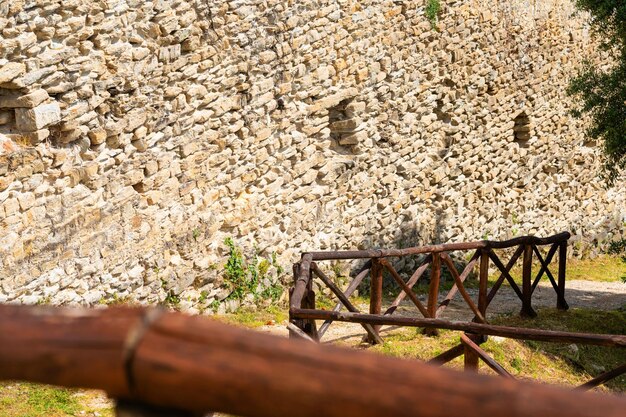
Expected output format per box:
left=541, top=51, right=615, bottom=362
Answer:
left=328, top=98, right=364, bottom=151
left=513, top=111, right=531, bottom=148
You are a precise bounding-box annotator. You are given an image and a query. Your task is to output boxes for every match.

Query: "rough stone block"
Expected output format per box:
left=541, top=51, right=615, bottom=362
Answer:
left=0, top=62, right=25, bottom=83
left=0, top=133, right=19, bottom=155
left=329, top=118, right=362, bottom=132
left=0, top=89, right=49, bottom=108
left=88, top=128, right=107, bottom=145
left=23, top=129, right=50, bottom=144
left=338, top=130, right=366, bottom=145
left=15, top=102, right=61, bottom=131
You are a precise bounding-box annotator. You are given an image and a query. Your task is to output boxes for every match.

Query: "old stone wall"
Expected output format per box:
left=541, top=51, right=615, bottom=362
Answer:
left=0, top=0, right=623, bottom=308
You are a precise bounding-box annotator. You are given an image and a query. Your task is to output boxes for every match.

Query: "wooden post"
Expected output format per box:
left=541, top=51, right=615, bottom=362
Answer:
left=289, top=263, right=304, bottom=340
left=520, top=245, right=537, bottom=318
left=368, top=258, right=383, bottom=342
left=289, top=263, right=318, bottom=341
left=557, top=241, right=569, bottom=310
left=475, top=249, right=490, bottom=343
left=477, top=249, right=489, bottom=321
left=424, top=252, right=441, bottom=336
left=303, top=267, right=319, bottom=340
left=463, top=340, right=479, bottom=372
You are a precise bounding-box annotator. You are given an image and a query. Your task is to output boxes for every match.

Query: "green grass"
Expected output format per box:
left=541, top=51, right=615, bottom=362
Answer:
left=215, top=305, right=288, bottom=328
left=425, top=0, right=442, bottom=29
left=491, top=308, right=626, bottom=390
left=369, top=308, right=625, bottom=392
left=0, top=383, right=113, bottom=417
left=565, top=256, right=625, bottom=282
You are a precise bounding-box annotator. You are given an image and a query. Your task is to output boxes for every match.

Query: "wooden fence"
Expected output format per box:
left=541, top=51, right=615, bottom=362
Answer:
left=0, top=305, right=624, bottom=417
left=289, top=233, right=626, bottom=388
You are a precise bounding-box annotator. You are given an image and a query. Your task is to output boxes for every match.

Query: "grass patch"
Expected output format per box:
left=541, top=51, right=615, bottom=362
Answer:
left=215, top=305, right=288, bottom=328
left=565, top=256, right=625, bottom=282
left=491, top=308, right=626, bottom=390
left=372, top=328, right=462, bottom=367
left=506, top=254, right=625, bottom=283
left=369, top=308, right=625, bottom=392
left=0, top=383, right=113, bottom=417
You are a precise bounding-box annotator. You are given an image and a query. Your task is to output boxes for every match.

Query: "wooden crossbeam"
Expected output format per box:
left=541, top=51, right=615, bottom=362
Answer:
left=440, top=253, right=486, bottom=323
left=437, top=250, right=480, bottom=317
left=380, top=259, right=429, bottom=318
left=428, top=343, right=465, bottom=365
left=384, top=255, right=432, bottom=316
left=460, top=334, right=514, bottom=378
left=486, top=246, right=524, bottom=306
left=310, top=263, right=383, bottom=344
left=531, top=244, right=559, bottom=293
left=287, top=323, right=317, bottom=343
left=577, top=364, right=626, bottom=391
left=487, top=248, right=524, bottom=302
left=317, top=262, right=371, bottom=339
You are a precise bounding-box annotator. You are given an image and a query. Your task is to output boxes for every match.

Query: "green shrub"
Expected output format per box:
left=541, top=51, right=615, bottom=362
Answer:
left=222, top=238, right=285, bottom=307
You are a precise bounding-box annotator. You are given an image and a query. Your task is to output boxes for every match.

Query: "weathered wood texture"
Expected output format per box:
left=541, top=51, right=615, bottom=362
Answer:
left=291, top=234, right=571, bottom=334
left=460, top=334, right=513, bottom=378
left=291, top=309, right=626, bottom=347
left=0, top=305, right=624, bottom=417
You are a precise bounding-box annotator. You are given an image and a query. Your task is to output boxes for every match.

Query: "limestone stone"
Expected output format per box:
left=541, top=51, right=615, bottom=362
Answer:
left=23, top=129, right=50, bottom=144
left=0, top=62, right=25, bottom=83
left=15, top=102, right=61, bottom=131
left=88, top=128, right=107, bottom=145
left=0, top=89, right=49, bottom=108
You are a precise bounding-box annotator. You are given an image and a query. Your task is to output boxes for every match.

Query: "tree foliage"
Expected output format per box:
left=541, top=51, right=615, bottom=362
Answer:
left=568, top=1, right=626, bottom=183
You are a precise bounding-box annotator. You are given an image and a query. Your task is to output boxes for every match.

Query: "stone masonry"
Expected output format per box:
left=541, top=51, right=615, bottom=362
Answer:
left=0, top=0, right=624, bottom=309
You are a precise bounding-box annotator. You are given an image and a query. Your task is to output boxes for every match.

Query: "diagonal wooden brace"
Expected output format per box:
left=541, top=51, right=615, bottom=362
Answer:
left=380, top=259, right=429, bottom=318
left=311, top=263, right=383, bottom=344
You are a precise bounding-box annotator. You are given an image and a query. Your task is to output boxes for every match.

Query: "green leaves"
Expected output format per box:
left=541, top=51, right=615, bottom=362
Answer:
left=223, top=238, right=284, bottom=306
left=569, top=1, right=626, bottom=183
left=425, top=0, right=442, bottom=30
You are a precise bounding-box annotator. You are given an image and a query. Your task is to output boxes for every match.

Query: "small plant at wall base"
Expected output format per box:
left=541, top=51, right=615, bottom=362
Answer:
left=224, top=237, right=252, bottom=302
left=222, top=238, right=285, bottom=307
left=160, top=277, right=181, bottom=308
left=425, top=0, right=442, bottom=30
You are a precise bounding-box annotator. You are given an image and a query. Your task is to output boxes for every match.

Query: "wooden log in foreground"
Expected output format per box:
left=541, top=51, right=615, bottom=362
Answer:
left=0, top=305, right=624, bottom=417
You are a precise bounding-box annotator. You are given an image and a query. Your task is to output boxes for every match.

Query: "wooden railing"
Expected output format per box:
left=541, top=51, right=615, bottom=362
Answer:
left=290, top=233, right=571, bottom=341
left=289, top=233, right=625, bottom=388
left=0, top=305, right=624, bottom=417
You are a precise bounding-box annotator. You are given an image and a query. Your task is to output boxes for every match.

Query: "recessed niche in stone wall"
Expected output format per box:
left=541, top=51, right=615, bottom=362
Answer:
left=328, top=98, right=365, bottom=149
left=513, top=111, right=531, bottom=148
